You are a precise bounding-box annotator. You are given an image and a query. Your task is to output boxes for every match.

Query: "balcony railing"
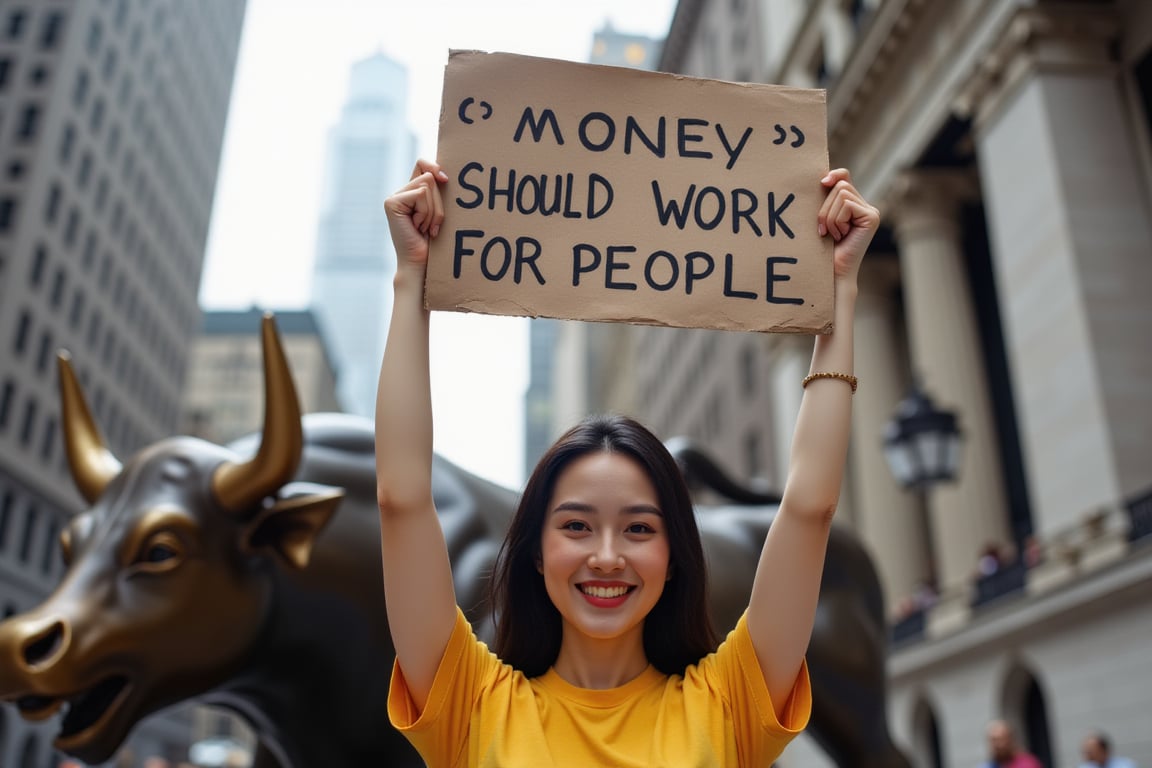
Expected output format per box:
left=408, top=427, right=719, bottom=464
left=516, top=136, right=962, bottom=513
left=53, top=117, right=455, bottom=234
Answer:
left=970, top=560, right=1028, bottom=609
left=890, top=608, right=926, bottom=647
left=1127, top=487, right=1152, bottom=543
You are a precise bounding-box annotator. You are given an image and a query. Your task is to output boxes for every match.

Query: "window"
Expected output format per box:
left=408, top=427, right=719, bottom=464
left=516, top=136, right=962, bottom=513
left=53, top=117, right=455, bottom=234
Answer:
left=6, top=10, right=26, bottom=40
left=102, top=48, right=117, bottom=79
left=40, top=12, right=63, bottom=49
left=94, top=176, right=108, bottom=211
left=6, top=161, right=24, bottom=179
left=0, top=490, right=12, bottom=549
left=0, top=197, right=15, bottom=232
left=87, top=309, right=102, bottom=346
left=13, top=310, right=31, bottom=356
left=0, top=379, right=14, bottom=431
left=82, top=232, right=97, bottom=269
left=44, top=183, right=61, bottom=223
left=87, top=19, right=102, bottom=54
left=63, top=208, right=80, bottom=247
left=98, top=251, right=111, bottom=288
left=50, top=268, right=65, bottom=307
left=59, top=122, right=75, bottom=162
left=69, top=289, right=85, bottom=328
left=78, top=152, right=92, bottom=188
left=90, top=98, right=105, bottom=133
left=0, top=57, right=11, bottom=89
left=17, top=105, right=40, bottom=140
left=73, top=69, right=89, bottom=107
left=28, top=65, right=48, bottom=85
left=18, top=502, right=36, bottom=562
left=29, top=245, right=46, bottom=286
left=19, top=397, right=38, bottom=448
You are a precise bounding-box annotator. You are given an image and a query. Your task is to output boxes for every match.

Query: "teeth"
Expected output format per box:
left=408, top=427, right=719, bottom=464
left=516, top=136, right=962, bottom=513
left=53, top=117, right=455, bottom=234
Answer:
left=582, top=585, right=629, bottom=598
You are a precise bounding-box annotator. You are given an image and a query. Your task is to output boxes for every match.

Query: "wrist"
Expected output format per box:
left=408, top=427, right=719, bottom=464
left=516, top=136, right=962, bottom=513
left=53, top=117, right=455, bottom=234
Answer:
left=393, top=264, right=427, bottom=292
left=834, top=279, right=859, bottom=306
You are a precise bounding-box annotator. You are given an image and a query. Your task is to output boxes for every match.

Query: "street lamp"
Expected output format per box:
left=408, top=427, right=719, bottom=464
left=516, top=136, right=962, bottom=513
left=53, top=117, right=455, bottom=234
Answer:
left=883, top=383, right=962, bottom=489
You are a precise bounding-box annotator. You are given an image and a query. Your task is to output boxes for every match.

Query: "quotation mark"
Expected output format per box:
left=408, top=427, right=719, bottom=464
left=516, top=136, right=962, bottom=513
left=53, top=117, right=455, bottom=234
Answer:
left=772, top=124, right=805, bottom=148
left=458, top=97, right=493, bottom=125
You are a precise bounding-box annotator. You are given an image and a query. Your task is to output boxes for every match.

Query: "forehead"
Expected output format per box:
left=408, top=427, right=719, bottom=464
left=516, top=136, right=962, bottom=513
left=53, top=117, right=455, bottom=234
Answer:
left=551, top=452, right=658, bottom=502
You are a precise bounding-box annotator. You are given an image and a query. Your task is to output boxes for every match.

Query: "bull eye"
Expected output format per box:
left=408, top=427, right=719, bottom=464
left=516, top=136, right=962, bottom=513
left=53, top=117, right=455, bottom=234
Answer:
left=144, top=544, right=175, bottom=563
left=132, top=532, right=183, bottom=573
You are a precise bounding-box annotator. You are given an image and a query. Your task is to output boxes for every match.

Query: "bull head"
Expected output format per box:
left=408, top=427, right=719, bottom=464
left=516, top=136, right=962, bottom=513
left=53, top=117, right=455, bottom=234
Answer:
left=0, top=314, right=342, bottom=764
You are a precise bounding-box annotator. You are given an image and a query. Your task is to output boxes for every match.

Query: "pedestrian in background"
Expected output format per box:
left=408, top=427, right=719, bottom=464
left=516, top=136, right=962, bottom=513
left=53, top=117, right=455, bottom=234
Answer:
left=982, top=719, right=1043, bottom=768
left=1079, top=730, right=1138, bottom=768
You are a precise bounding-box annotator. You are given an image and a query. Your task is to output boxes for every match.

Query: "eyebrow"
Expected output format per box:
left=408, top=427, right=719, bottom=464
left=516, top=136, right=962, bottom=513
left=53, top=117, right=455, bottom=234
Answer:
left=551, top=501, right=663, bottom=516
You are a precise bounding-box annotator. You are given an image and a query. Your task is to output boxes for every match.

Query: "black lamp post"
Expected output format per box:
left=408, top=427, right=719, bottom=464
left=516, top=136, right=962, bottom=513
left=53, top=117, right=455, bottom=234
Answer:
left=883, top=383, right=963, bottom=489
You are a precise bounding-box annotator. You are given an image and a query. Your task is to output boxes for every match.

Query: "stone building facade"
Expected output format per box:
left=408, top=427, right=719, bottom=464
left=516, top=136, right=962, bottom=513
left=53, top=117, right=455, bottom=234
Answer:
left=576, top=1, right=1152, bottom=765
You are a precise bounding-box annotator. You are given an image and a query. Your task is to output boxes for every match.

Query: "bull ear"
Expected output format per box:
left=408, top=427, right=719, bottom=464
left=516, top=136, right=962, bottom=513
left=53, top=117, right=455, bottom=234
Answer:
left=242, top=483, right=344, bottom=569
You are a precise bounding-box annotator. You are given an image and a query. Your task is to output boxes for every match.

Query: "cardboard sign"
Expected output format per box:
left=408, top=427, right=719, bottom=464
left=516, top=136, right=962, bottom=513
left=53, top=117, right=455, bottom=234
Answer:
left=425, top=50, right=833, bottom=334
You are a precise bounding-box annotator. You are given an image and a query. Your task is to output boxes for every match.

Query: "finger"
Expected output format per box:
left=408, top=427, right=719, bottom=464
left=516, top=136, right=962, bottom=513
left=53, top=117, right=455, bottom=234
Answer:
left=411, top=158, right=450, bottom=184
left=821, top=168, right=851, bottom=187
left=828, top=188, right=860, bottom=241
left=412, top=182, right=435, bottom=235
left=428, top=173, right=446, bottom=238
left=817, top=170, right=851, bottom=236
left=384, top=186, right=426, bottom=218
left=821, top=183, right=849, bottom=240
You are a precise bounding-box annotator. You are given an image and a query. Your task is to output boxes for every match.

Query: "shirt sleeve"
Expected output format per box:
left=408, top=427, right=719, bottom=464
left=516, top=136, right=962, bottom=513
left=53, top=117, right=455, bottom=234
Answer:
left=387, top=605, right=501, bottom=766
left=690, top=611, right=813, bottom=760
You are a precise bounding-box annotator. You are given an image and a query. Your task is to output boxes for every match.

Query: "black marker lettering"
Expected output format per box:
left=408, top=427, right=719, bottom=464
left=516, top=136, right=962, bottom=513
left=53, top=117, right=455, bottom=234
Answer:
left=685, top=251, right=714, bottom=295
left=514, top=107, right=564, bottom=145
left=644, top=251, right=679, bottom=291
left=723, top=253, right=757, bottom=299
left=572, top=244, right=601, bottom=286
left=765, top=256, right=804, bottom=304
left=453, top=229, right=484, bottom=278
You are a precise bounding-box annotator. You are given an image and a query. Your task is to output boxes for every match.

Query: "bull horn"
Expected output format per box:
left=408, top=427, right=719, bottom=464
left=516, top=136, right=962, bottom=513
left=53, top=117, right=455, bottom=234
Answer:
left=212, top=314, right=304, bottom=514
left=58, top=352, right=123, bottom=503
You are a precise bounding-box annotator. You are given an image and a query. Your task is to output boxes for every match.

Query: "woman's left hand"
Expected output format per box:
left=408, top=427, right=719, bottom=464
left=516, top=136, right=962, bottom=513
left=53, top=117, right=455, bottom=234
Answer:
left=818, top=168, right=880, bottom=281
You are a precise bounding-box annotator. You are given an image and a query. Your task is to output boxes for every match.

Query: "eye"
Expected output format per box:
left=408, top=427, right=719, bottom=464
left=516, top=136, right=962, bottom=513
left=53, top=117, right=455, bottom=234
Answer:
left=132, top=532, right=184, bottom=573
left=626, top=522, right=656, bottom=534
left=562, top=520, right=591, bottom=532
left=143, top=543, right=176, bottom=563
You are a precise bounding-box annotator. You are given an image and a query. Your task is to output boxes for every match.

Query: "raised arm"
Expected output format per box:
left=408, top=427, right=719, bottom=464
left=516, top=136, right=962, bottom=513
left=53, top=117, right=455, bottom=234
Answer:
left=745, top=169, right=879, bottom=716
left=376, top=161, right=456, bottom=711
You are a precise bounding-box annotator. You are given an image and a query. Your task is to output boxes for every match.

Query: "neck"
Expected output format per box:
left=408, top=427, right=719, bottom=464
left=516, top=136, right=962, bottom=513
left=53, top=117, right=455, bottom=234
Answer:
left=551, top=622, right=650, bottom=689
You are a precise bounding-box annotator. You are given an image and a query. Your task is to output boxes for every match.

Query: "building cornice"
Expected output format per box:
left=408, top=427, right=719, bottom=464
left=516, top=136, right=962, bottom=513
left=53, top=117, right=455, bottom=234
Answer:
left=952, top=3, right=1120, bottom=133
left=827, top=0, right=931, bottom=148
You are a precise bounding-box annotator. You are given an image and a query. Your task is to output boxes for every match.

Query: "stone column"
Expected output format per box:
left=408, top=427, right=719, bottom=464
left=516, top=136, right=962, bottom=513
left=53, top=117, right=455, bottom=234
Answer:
left=957, top=5, right=1152, bottom=534
left=850, top=256, right=931, bottom=611
left=888, top=170, right=1011, bottom=589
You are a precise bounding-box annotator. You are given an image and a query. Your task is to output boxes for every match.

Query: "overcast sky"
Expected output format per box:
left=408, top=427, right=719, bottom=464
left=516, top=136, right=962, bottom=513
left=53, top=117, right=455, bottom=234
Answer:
left=199, top=0, right=677, bottom=489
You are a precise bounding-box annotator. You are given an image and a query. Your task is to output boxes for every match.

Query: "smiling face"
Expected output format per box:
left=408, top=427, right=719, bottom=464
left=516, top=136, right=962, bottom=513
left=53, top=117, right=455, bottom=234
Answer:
left=540, top=451, right=670, bottom=654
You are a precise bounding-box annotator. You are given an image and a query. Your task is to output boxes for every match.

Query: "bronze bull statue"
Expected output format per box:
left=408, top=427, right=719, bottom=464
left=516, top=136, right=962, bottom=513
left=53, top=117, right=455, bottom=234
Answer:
left=0, top=316, right=910, bottom=768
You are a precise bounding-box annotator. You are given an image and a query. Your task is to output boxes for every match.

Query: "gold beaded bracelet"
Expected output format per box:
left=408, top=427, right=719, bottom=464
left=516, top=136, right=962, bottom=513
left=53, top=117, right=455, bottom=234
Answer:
left=802, top=372, right=858, bottom=394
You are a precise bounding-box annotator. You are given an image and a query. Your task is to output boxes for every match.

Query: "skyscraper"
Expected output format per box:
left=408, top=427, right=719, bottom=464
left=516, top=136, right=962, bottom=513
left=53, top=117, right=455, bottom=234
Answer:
left=310, top=52, right=415, bottom=418
left=0, top=1, right=247, bottom=764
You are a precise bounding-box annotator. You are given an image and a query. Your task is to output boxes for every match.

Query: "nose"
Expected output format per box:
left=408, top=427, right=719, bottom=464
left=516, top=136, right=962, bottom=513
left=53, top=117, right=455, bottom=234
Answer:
left=18, top=618, right=68, bottom=670
left=588, top=534, right=625, bottom=572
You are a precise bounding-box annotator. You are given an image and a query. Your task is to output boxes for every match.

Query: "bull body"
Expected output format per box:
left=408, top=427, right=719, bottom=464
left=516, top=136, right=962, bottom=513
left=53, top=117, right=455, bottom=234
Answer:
left=0, top=318, right=910, bottom=767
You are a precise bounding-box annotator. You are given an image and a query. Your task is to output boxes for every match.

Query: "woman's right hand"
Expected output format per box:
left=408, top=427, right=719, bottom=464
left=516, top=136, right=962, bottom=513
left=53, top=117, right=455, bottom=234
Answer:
left=384, top=159, right=449, bottom=271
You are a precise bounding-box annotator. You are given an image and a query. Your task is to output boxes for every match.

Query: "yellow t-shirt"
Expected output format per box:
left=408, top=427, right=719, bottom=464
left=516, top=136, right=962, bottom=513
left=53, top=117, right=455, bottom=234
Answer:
left=388, top=607, right=811, bottom=767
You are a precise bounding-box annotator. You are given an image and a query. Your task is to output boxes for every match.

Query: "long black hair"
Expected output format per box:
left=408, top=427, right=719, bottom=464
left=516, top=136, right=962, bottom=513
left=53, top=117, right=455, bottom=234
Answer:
left=489, top=414, right=718, bottom=677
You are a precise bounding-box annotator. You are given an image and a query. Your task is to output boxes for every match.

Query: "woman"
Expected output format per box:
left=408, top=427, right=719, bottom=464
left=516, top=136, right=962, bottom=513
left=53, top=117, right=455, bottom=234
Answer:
left=376, top=159, right=879, bottom=766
